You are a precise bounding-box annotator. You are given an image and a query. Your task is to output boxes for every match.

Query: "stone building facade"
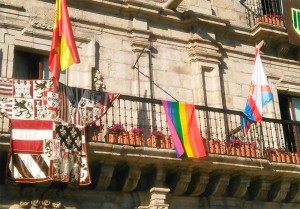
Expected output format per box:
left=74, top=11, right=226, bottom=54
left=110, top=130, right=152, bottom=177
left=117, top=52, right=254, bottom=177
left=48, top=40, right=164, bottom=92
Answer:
left=0, top=0, right=300, bottom=209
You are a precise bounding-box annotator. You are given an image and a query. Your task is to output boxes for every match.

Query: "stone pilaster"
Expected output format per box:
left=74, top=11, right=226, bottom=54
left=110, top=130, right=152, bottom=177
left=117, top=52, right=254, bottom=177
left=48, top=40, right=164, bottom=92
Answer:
left=131, top=17, right=152, bottom=54
left=188, top=34, right=222, bottom=108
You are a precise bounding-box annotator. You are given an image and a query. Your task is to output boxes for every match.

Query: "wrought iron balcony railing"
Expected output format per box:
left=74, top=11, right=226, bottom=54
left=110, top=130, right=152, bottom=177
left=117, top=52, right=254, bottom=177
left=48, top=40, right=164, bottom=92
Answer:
left=86, top=95, right=300, bottom=164
left=241, top=0, right=284, bottom=27
left=0, top=94, right=299, bottom=163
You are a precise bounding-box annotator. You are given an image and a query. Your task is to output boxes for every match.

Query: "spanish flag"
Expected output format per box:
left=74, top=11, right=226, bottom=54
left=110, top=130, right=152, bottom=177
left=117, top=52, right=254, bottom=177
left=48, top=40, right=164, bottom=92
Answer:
left=48, top=0, right=80, bottom=85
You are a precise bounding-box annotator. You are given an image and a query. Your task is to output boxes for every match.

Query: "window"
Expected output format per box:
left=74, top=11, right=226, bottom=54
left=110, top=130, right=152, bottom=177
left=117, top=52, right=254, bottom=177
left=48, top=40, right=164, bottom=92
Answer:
left=278, top=94, right=300, bottom=152
left=13, top=50, right=65, bottom=83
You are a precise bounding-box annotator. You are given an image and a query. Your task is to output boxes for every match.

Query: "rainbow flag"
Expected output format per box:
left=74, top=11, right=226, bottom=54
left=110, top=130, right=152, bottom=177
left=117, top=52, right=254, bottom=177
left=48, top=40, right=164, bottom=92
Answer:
left=48, top=0, right=80, bottom=85
left=162, top=101, right=206, bottom=158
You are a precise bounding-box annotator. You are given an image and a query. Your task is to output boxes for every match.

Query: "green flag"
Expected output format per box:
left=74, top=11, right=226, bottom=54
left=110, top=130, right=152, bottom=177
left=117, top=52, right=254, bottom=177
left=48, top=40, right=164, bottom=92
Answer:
left=282, top=0, right=300, bottom=45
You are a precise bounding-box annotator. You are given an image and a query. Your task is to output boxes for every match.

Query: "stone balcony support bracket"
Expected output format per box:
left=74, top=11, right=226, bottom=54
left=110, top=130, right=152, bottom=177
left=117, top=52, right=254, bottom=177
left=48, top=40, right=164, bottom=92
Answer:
left=122, top=165, right=142, bottom=192
left=205, top=174, right=230, bottom=196
left=171, top=167, right=192, bottom=196
left=268, top=181, right=291, bottom=202
left=286, top=182, right=300, bottom=203
left=227, top=175, right=250, bottom=198
left=249, top=180, right=271, bottom=201
left=188, top=173, right=209, bottom=196
left=96, top=164, right=115, bottom=191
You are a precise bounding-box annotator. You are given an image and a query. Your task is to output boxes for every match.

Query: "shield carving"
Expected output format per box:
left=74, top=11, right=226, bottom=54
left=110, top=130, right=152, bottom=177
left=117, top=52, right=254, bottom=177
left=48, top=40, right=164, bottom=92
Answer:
left=282, top=0, right=300, bottom=45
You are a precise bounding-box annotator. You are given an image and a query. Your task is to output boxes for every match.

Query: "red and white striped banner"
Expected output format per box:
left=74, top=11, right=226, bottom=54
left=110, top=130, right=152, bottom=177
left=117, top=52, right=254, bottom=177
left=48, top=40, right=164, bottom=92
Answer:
left=11, top=119, right=53, bottom=153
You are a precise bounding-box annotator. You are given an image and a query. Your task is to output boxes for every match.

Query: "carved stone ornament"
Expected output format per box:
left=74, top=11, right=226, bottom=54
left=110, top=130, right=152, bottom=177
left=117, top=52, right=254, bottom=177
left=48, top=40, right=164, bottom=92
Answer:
left=30, top=21, right=53, bottom=31
left=94, top=69, right=106, bottom=91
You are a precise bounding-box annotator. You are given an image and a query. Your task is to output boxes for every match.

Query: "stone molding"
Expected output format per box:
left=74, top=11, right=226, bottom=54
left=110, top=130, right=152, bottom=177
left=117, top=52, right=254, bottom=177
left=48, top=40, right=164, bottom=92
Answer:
left=188, top=37, right=221, bottom=64
left=131, top=29, right=153, bottom=54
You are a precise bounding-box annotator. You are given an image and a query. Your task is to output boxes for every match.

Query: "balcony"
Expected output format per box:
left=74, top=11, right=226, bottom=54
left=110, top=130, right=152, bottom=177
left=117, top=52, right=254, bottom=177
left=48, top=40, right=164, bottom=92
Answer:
left=1, top=95, right=300, bottom=207
left=241, top=0, right=284, bottom=27
left=85, top=95, right=300, bottom=164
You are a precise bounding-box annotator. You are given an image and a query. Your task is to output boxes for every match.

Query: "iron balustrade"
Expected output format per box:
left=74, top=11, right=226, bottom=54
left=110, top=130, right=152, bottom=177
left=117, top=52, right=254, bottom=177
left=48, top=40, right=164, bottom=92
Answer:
left=86, top=95, right=300, bottom=161
left=241, top=0, right=284, bottom=27
left=0, top=94, right=298, bottom=162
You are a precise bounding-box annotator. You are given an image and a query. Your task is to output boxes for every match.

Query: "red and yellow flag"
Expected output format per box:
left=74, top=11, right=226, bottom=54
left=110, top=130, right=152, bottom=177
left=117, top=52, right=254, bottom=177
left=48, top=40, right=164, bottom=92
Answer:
left=48, top=0, right=80, bottom=85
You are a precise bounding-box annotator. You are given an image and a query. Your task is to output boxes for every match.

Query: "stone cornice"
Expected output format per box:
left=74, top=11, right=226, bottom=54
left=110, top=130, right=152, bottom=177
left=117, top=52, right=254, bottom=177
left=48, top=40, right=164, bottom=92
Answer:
left=220, top=44, right=300, bottom=67
left=2, top=0, right=298, bottom=59
left=0, top=1, right=24, bottom=11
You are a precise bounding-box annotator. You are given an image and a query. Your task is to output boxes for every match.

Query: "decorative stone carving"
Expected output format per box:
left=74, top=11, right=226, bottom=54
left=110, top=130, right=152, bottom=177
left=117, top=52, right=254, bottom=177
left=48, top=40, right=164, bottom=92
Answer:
left=227, top=175, right=250, bottom=198
left=188, top=37, right=221, bottom=64
left=249, top=180, right=271, bottom=201
left=93, top=69, right=106, bottom=92
left=268, top=181, right=291, bottom=202
left=188, top=173, right=209, bottom=196
left=205, top=174, right=230, bottom=196
left=122, top=165, right=142, bottom=192
left=30, top=21, right=52, bottom=31
left=17, top=184, right=63, bottom=209
left=170, top=167, right=192, bottom=195
left=96, top=164, right=115, bottom=191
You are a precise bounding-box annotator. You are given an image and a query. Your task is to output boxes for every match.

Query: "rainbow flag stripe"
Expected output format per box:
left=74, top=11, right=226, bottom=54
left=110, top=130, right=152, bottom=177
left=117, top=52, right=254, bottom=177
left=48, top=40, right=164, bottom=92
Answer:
left=162, top=101, right=206, bottom=158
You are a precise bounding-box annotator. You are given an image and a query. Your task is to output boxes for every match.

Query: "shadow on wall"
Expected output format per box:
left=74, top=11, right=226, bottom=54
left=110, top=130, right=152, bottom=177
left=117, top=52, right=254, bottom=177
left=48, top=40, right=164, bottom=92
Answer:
left=0, top=49, right=2, bottom=76
left=138, top=91, right=151, bottom=138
